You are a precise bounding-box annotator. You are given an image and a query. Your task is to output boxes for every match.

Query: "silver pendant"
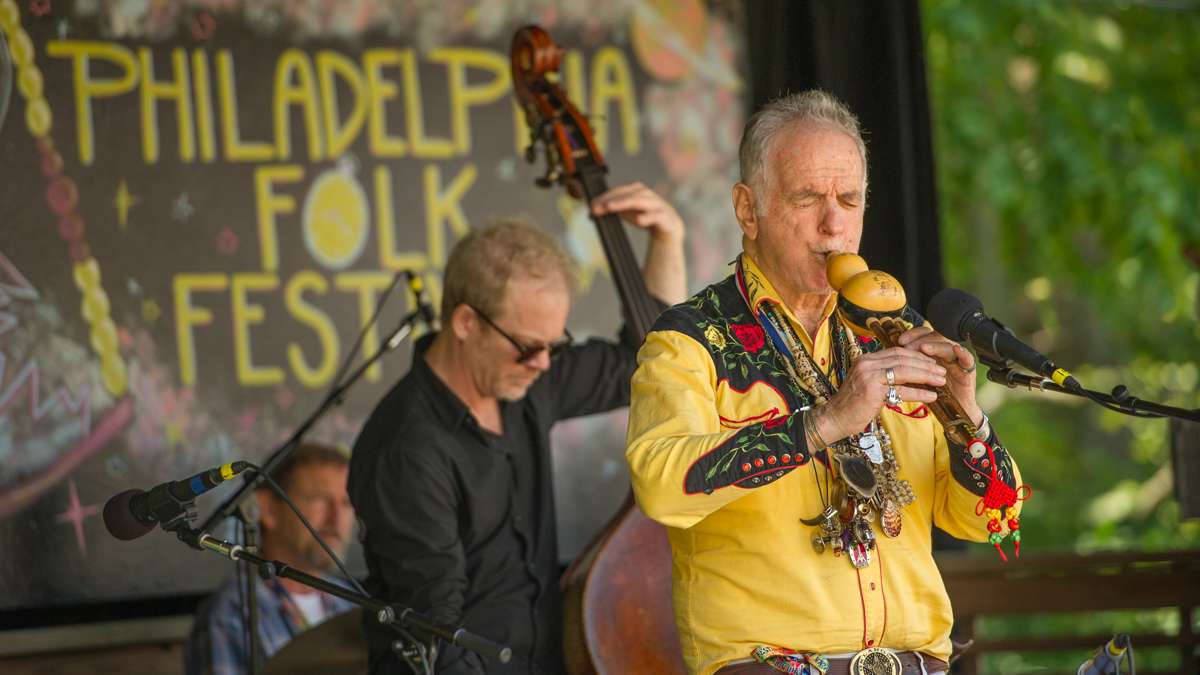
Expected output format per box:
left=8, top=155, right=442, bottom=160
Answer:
left=842, top=505, right=876, bottom=568
left=800, top=505, right=837, bottom=527
left=814, top=520, right=844, bottom=555
left=859, top=433, right=883, bottom=464
left=806, top=506, right=842, bottom=555
left=847, top=536, right=872, bottom=568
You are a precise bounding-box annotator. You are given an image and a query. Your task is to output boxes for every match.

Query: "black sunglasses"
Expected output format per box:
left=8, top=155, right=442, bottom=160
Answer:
left=469, top=305, right=573, bottom=364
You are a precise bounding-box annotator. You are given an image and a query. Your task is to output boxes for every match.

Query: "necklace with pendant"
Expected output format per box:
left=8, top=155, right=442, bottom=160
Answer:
left=737, top=260, right=912, bottom=568
left=800, top=408, right=843, bottom=556
left=838, top=325, right=913, bottom=543
left=767, top=310, right=889, bottom=567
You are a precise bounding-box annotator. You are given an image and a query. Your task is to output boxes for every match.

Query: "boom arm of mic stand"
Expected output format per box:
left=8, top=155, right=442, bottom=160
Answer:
left=197, top=309, right=426, bottom=534
left=985, top=366, right=1200, bottom=422
left=180, top=530, right=513, bottom=665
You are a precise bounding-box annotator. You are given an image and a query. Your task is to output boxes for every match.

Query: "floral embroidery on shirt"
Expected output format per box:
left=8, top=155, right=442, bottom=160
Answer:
left=731, top=323, right=766, bottom=352
left=654, top=277, right=821, bottom=494
left=683, top=412, right=808, bottom=494
left=704, top=325, right=727, bottom=350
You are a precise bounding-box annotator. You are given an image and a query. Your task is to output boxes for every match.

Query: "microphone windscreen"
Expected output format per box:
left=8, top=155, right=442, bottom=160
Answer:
left=926, top=288, right=983, bottom=341
left=103, top=489, right=155, bottom=541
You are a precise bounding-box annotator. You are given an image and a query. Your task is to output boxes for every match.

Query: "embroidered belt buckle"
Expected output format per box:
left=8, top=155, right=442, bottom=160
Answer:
left=848, top=647, right=903, bottom=675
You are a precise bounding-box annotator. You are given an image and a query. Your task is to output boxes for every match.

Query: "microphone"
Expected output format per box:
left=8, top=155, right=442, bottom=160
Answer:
left=404, top=270, right=436, bottom=327
left=927, top=288, right=1082, bottom=392
left=103, top=461, right=252, bottom=540
left=1077, top=634, right=1131, bottom=675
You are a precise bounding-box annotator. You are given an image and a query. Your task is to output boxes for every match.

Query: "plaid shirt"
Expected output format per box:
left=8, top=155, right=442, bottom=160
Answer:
left=184, top=574, right=356, bottom=675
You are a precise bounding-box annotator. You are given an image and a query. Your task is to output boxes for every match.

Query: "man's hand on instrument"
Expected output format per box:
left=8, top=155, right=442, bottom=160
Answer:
left=591, top=181, right=688, bottom=304
left=591, top=182, right=685, bottom=245
left=812, top=345, right=945, bottom=445
left=896, top=325, right=983, bottom=426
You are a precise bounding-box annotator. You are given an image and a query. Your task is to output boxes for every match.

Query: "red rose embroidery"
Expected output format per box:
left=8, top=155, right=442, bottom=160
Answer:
left=731, top=323, right=765, bottom=353
left=764, top=416, right=788, bottom=430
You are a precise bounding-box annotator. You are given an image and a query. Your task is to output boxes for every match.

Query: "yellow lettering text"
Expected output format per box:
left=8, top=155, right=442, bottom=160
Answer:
left=285, top=271, right=339, bottom=388
left=373, top=165, right=430, bottom=271
left=363, top=49, right=408, bottom=158
left=511, top=97, right=527, bottom=157
left=424, top=163, right=476, bottom=266
left=231, top=273, right=283, bottom=386
left=431, top=47, right=510, bottom=155
left=192, top=49, right=217, bottom=162
left=46, top=40, right=139, bottom=166
left=274, top=49, right=324, bottom=162
left=590, top=47, right=640, bottom=155
left=173, top=273, right=228, bottom=387
left=564, top=49, right=587, bottom=116
left=317, top=50, right=368, bottom=158
left=216, top=50, right=275, bottom=162
left=138, top=47, right=194, bottom=164
left=254, top=164, right=304, bottom=272
left=398, top=49, right=454, bottom=159
left=334, top=271, right=394, bottom=381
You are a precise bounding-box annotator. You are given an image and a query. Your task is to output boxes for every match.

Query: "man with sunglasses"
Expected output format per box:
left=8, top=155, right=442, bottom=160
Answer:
left=348, top=182, right=688, bottom=675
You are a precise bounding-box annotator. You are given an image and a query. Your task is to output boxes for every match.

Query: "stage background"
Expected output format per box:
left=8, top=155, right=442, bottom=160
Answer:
left=0, top=0, right=746, bottom=613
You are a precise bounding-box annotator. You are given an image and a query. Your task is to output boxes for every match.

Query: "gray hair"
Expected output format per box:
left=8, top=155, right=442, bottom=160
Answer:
left=441, top=218, right=578, bottom=320
left=738, top=90, right=868, bottom=194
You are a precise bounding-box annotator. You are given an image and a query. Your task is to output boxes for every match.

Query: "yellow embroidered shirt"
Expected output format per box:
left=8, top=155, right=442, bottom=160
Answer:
left=625, top=255, right=1023, bottom=675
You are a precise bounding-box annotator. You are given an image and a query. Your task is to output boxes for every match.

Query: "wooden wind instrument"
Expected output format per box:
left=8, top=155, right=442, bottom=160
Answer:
left=826, top=253, right=978, bottom=446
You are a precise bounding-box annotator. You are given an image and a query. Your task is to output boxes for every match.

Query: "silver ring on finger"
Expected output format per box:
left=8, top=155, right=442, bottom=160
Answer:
left=884, top=367, right=896, bottom=387
left=885, top=385, right=902, bottom=406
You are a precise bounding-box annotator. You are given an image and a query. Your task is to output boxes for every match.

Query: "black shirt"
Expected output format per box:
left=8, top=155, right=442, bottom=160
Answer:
left=348, top=330, right=638, bottom=674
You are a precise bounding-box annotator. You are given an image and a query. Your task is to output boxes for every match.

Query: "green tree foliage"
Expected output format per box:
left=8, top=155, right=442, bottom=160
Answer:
left=923, top=3, right=1200, bottom=670
left=923, top=0, right=1200, bottom=557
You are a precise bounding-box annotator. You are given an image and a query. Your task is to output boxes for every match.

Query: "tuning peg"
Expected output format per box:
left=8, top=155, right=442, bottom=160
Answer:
left=536, top=167, right=561, bottom=188
left=537, top=162, right=559, bottom=183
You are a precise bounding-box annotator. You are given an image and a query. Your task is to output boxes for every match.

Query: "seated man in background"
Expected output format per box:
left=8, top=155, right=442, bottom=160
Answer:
left=185, top=442, right=357, bottom=675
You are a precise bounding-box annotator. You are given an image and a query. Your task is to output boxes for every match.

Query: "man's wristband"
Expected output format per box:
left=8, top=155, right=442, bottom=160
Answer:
left=803, top=408, right=829, bottom=450
left=972, top=411, right=991, bottom=441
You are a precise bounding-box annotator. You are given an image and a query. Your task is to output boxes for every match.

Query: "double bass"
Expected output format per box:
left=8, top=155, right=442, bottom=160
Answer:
left=510, top=26, right=687, bottom=675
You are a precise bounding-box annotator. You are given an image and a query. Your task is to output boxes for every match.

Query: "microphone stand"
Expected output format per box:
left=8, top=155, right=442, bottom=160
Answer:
left=169, top=525, right=513, bottom=673
left=241, top=504, right=261, bottom=672
left=195, top=305, right=427, bottom=674
left=198, top=307, right=426, bottom=533
left=983, top=357, right=1200, bottom=423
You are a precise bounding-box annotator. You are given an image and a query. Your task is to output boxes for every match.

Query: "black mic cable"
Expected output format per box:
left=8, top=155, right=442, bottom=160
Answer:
left=328, top=269, right=408, bottom=394
left=247, top=463, right=369, bottom=598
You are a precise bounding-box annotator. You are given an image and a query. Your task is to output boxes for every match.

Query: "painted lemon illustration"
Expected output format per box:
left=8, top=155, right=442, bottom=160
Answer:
left=302, top=168, right=369, bottom=270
